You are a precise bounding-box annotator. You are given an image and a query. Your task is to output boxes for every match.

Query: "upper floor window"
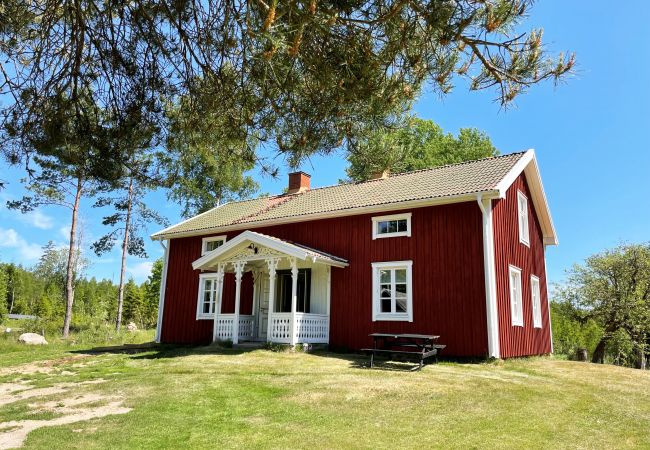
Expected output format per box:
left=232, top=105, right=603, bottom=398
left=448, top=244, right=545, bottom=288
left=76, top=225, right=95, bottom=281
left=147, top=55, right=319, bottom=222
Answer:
left=196, top=273, right=222, bottom=319
left=509, top=265, right=523, bottom=327
left=531, top=275, right=542, bottom=328
left=517, top=191, right=530, bottom=246
left=371, top=213, right=412, bottom=240
left=371, top=261, right=413, bottom=322
left=202, top=235, right=227, bottom=255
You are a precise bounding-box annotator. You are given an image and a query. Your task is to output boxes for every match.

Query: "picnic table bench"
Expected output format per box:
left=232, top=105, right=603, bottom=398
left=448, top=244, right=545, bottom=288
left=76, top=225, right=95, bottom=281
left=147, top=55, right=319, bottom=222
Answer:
left=361, top=333, right=446, bottom=371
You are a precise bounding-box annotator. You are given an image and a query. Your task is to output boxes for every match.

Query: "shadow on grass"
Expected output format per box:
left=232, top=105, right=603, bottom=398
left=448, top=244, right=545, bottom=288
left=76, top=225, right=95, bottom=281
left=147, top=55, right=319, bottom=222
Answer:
left=70, top=342, right=259, bottom=360
left=70, top=342, right=491, bottom=371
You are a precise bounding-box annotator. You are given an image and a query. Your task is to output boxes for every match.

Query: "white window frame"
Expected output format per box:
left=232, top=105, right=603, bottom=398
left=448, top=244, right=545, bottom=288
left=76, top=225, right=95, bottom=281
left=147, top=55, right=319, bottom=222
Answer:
left=509, top=265, right=524, bottom=327
left=517, top=191, right=530, bottom=247
left=531, top=275, right=542, bottom=328
left=371, top=261, right=413, bottom=322
left=201, top=235, right=227, bottom=256
left=371, top=213, right=412, bottom=240
left=196, top=273, right=223, bottom=320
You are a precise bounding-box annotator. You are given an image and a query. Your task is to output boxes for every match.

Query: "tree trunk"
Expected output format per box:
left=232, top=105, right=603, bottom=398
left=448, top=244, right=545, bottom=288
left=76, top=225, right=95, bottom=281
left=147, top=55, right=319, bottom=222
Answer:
left=638, top=336, right=647, bottom=370
left=116, top=177, right=134, bottom=332
left=62, top=175, right=83, bottom=338
left=8, top=286, right=15, bottom=314
left=591, top=338, right=607, bottom=364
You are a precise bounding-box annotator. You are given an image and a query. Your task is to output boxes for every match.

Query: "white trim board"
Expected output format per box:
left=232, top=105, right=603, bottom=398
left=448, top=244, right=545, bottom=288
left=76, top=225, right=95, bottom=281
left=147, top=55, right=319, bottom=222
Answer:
left=192, top=230, right=349, bottom=270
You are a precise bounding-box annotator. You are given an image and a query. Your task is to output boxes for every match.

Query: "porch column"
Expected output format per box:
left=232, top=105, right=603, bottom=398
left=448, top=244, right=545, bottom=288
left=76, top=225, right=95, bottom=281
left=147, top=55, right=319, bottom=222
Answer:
left=232, top=260, right=246, bottom=344
left=289, top=257, right=298, bottom=346
left=266, top=258, right=279, bottom=341
left=212, top=263, right=225, bottom=343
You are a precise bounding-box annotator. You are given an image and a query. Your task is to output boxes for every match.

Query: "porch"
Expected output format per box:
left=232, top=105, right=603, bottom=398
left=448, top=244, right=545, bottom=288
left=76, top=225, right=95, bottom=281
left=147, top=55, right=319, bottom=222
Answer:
left=191, top=231, right=348, bottom=345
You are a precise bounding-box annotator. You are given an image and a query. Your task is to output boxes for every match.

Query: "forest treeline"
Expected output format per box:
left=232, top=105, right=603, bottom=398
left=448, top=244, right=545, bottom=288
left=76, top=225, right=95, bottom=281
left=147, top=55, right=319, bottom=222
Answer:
left=0, top=241, right=162, bottom=335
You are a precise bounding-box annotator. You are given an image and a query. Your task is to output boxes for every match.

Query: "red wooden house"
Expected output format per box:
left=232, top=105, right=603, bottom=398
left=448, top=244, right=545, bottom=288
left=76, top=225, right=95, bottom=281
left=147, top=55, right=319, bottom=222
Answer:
left=151, top=150, right=556, bottom=358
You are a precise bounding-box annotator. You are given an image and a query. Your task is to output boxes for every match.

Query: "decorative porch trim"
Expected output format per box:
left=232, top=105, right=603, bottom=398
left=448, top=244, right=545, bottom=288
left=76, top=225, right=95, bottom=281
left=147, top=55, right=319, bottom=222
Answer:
left=191, top=230, right=348, bottom=270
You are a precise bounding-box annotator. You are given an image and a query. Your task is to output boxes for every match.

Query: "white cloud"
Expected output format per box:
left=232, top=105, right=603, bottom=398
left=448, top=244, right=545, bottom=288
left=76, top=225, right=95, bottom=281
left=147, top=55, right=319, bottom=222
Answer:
left=0, top=228, right=43, bottom=262
left=19, top=209, right=54, bottom=230
left=127, top=261, right=153, bottom=281
left=59, top=225, right=70, bottom=240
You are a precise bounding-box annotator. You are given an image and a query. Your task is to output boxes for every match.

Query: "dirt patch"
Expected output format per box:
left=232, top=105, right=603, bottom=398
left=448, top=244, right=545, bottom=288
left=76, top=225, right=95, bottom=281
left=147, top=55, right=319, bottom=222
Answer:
left=0, top=355, right=91, bottom=377
left=0, top=380, right=107, bottom=407
left=0, top=401, right=131, bottom=449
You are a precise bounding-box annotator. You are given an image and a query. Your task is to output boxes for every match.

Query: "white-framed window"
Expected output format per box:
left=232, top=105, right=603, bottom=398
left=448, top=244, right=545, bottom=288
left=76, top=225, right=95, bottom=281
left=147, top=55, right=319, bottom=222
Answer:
left=517, top=191, right=530, bottom=246
left=196, top=273, right=222, bottom=319
left=371, top=213, right=412, bottom=239
left=531, top=275, right=542, bottom=328
left=509, top=265, right=523, bottom=326
left=201, top=235, right=227, bottom=256
left=371, top=261, right=413, bottom=322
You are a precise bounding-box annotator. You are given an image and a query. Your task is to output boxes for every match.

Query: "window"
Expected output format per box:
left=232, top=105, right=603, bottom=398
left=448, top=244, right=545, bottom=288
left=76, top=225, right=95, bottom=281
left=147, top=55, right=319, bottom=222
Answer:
left=371, top=213, right=412, bottom=239
left=201, top=235, right=226, bottom=255
left=509, top=265, right=523, bottom=326
left=531, top=275, right=542, bottom=328
left=517, top=191, right=530, bottom=246
left=196, top=273, right=222, bottom=319
left=275, top=269, right=311, bottom=313
left=372, top=261, right=413, bottom=321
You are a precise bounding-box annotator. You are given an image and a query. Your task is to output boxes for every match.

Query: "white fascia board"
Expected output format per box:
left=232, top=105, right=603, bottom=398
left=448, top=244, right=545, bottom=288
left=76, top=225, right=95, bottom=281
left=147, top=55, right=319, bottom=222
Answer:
left=192, top=230, right=309, bottom=270
left=153, top=192, right=500, bottom=241
left=495, top=149, right=558, bottom=246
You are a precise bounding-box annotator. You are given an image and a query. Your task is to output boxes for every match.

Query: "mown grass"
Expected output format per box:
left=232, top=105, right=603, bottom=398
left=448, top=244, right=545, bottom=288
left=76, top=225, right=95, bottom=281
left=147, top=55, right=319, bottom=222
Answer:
left=1, top=340, right=649, bottom=449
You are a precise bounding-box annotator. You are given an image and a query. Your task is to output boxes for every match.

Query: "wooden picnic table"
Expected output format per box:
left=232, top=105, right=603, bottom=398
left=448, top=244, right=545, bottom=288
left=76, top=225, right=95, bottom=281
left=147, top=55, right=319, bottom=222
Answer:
left=362, top=333, right=445, bottom=371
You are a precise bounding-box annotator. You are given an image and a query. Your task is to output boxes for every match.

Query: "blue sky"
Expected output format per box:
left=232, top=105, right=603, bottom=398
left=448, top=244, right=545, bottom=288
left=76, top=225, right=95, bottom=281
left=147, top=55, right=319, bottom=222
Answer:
left=1, top=1, right=649, bottom=286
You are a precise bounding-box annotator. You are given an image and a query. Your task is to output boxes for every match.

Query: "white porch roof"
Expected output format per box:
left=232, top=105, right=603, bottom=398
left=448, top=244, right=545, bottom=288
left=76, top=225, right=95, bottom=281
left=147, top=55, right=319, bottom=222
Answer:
left=192, top=230, right=348, bottom=270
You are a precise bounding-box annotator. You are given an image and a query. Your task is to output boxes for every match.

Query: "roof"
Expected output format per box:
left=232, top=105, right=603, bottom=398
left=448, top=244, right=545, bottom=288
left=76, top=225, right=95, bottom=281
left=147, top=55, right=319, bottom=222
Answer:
left=153, top=150, right=557, bottom=245
left=192, top=230, right=348, bottom=270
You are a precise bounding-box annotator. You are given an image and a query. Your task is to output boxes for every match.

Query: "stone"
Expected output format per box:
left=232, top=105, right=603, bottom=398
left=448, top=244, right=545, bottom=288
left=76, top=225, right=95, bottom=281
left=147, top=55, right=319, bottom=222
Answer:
left=126, top=322, right=138, bottom=332
left=18, top=333, right=48, bottom=345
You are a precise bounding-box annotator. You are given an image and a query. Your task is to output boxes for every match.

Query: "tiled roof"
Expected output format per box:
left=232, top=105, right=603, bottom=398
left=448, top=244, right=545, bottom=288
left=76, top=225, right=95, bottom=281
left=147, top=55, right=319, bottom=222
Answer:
left=153, top=152, right=526, bottom=238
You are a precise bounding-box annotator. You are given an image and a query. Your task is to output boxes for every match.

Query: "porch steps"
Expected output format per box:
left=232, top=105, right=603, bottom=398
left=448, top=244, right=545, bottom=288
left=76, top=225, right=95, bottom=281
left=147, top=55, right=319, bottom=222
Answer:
left=233, top=341, right=266, bottom=350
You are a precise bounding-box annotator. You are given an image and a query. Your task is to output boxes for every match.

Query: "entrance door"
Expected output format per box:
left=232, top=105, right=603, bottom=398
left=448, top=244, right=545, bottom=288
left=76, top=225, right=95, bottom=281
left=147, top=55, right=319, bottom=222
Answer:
left=257, top=273, right=270, bottom=339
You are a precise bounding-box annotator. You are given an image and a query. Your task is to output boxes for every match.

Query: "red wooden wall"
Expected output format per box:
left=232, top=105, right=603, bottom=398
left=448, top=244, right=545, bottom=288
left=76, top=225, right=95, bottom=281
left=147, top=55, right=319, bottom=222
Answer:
left=160, top=202, right=489, bottom=356
left=492, top=173, right=553, bottom=357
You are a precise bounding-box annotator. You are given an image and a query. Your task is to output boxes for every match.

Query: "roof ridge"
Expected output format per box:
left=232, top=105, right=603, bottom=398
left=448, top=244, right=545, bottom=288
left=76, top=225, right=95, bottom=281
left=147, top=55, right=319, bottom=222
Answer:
left=277, top=150, right=528, bottom=194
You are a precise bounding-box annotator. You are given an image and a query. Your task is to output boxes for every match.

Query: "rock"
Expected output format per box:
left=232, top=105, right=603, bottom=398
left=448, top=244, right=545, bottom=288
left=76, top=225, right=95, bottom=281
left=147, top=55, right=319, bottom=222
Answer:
left=576, top=348, right=588, bottom=362
left=126, top=322, right=138, bottom=332
left=18, top=333, right=48, bottom=345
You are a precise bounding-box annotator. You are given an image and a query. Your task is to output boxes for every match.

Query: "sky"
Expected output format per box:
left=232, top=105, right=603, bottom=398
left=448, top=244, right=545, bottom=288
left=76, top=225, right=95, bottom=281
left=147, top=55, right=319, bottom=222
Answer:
left=1, top=1, right=649, bottom=286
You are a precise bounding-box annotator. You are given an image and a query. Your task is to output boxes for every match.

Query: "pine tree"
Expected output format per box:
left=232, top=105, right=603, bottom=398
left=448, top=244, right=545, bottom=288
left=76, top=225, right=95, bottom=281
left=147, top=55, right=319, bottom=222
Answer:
left=123, top=279, right=145, bottom=328
left=0, top=265, right=8, bottom=323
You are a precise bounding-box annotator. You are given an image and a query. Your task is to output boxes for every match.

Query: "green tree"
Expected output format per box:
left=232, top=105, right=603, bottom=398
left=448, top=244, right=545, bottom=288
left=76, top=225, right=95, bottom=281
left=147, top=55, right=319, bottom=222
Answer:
left=93, top=174, right=168, bottom=331
left=550, top=299, right=602, bottom=359
left=123, top=279, right=145, bottom=328
left=0, top=265, right=8, bottom=323
left=346, top=117, right=498, bottom=181
left=557, top=243, right=650, bottom=369
left=7, top=158, right=95, bottom=337
left=142, top=259, right=164, bottom=328
left=2, top=0, right=574, bottom=182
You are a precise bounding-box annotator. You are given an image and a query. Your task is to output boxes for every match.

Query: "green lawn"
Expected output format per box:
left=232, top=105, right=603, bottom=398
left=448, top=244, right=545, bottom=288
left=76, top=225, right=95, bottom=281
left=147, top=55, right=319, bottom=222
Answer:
left=1, top=338, right=649, bottom=449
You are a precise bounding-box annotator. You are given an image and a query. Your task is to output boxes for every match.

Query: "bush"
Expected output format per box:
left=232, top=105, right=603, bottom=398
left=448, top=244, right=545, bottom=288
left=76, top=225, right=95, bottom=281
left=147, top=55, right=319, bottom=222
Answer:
left=551, top=301, right=603, bottom=359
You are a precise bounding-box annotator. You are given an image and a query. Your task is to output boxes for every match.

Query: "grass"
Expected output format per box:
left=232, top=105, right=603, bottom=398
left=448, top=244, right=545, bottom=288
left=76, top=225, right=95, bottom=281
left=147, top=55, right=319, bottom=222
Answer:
left=0, top=338, right=649, bottom=449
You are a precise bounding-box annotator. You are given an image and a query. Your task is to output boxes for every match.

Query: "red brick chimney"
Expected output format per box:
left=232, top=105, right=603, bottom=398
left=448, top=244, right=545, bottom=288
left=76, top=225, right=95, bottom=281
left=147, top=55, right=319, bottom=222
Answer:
left=287, top=171, right=311, bottom=194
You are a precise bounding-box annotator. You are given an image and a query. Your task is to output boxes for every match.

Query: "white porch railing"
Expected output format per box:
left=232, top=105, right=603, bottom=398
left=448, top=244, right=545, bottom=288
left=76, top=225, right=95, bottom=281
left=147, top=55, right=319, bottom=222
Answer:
left=269, top=313, right=292, bottom=343
left=215, top=314, right=254, bottom=341
left=269, top=312, right=329, bottom=344
left=295, top=313, right=329, bottom=343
